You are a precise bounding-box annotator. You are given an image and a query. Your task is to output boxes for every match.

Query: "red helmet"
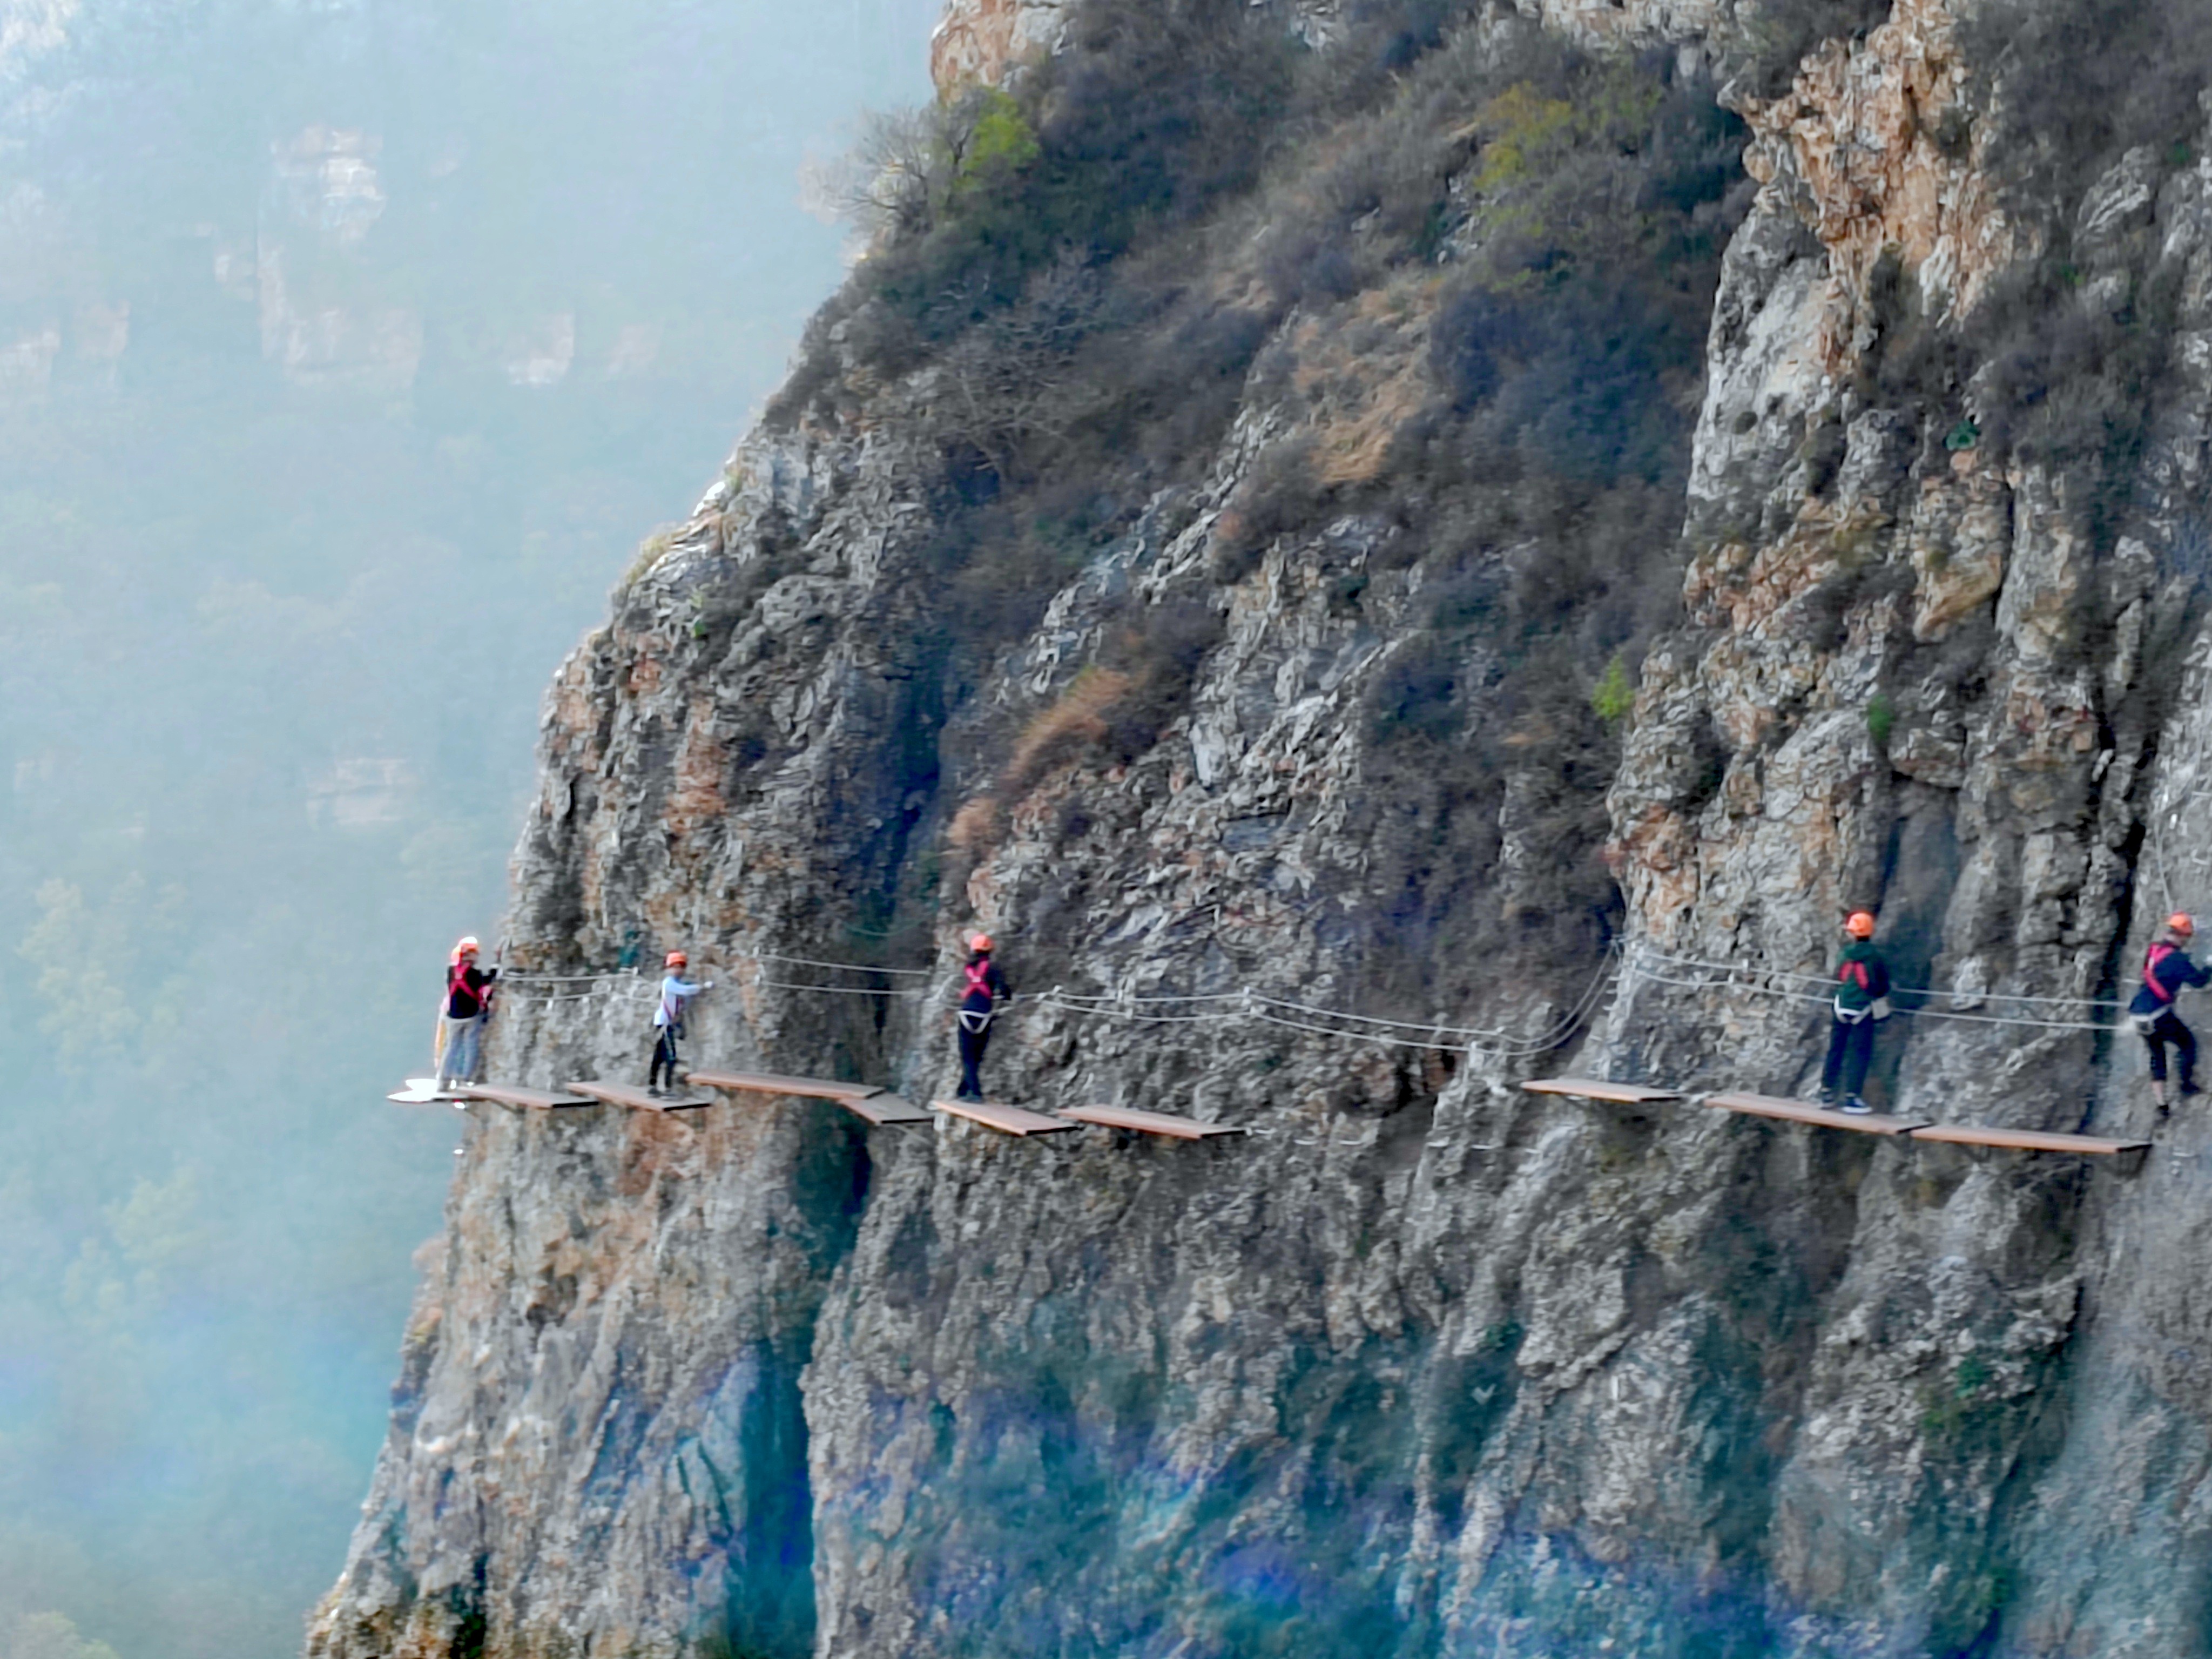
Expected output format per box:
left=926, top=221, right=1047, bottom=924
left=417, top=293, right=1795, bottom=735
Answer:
left=969, top=932, right=993, bottom=954
left=1844, top=911, right=1875, bottom=939
left=2170, top=913, right=2196, bottom=939
left=666, top=950, right=688, bottom=969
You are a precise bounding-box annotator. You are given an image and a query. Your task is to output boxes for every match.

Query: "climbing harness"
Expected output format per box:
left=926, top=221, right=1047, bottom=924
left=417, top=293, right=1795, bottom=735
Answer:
left=959, top=960, right=997, bottom=1035
left=448, top=961, right=492, bottom=1015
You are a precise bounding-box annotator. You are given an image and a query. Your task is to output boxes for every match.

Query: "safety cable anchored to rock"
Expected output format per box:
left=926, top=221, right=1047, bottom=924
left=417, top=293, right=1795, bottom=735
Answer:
left=492, top=939, right=1627, bottom=1057
left=1628, top=945, right=2123, bottom=1035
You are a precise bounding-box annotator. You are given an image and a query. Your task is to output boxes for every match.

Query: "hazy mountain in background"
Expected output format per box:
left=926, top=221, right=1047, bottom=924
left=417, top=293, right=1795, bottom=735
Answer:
left=0, top=3, right=937, bottom=1654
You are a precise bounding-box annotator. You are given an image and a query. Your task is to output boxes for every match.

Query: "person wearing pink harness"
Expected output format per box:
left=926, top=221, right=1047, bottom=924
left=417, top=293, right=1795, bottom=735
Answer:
left=2129, top=913, right=2211, bottom=1112
left=954, top=932, right=1012, bottom=1103
left=436, top=936, right=498, bottom=1094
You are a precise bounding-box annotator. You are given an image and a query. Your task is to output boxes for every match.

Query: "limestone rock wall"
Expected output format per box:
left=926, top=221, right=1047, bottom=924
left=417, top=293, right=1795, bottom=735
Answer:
left=311, top=0, right=2212, bottom=1655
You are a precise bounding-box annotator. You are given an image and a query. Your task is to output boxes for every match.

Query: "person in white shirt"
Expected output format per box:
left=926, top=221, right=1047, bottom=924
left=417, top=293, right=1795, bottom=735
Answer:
left=648, top=950, right=711, bottom=1096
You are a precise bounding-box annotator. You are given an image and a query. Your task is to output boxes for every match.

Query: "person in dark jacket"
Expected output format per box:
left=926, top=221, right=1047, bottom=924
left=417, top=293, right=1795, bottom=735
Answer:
left=1819, top=910, right=1891, bottom=1115
left=954, top=932, right=1011, bottom=1102
left=436, top=936, right=498, bottom=1094
left=2130, top=912, right=2211, bottom=1113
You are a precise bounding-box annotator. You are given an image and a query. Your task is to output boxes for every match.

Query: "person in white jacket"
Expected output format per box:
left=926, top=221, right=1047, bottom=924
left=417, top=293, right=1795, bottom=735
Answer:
left=648, top=950, right=711, bottom=1096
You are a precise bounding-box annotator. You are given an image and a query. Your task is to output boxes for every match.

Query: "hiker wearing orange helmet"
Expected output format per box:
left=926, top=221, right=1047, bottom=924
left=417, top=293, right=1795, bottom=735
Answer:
left=953, top=931, right=1012, bottom=1103
left=2128, top=913, right=2210, bottom=1114
left=648, top=949, right=713, bottom=1097
left=1819, top=911, right=1891, bottom=1115
left=435, top=936, right=498, bottom=1095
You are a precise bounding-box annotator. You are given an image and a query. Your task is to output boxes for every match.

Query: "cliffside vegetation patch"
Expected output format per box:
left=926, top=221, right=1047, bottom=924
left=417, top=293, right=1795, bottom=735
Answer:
left=1955, top=0, right=2212, bottom=520
left=768, top=0, right=1749, bottom=1019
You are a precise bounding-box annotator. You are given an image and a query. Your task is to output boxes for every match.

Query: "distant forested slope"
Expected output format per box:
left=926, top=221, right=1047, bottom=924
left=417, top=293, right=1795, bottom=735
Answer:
left=0, top=4, right=934, bottom=1656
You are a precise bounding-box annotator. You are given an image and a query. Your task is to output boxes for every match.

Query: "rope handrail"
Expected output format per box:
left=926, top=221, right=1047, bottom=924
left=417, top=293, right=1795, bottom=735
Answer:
left=1030, top=943, right=1622, bottom=1058
left=754, top=949, right=935, bottom=977
left=1628, top=955, right=2116, bottom=1035
left=1633, top=944, right=2128, bottom=1014
left=490, top=936, right=1626, bottom=1058
left=1039, top=940, right=1622, bottom=1045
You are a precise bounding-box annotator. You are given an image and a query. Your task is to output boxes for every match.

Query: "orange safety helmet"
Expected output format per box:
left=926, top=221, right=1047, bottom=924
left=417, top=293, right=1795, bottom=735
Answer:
left=969, top=932, right=994, bottom=954
left=2171, top=913, right=2197, bottom=939
left=451, top=935, right=481, bottom=962
left=665, top=950, right=688, bottom=969
left=1844, top=911, right=1876, bottom=939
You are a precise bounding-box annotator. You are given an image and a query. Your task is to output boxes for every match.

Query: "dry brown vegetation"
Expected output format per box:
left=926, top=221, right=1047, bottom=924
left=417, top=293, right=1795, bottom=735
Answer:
left=1003, top=667, right=1132, bottom=798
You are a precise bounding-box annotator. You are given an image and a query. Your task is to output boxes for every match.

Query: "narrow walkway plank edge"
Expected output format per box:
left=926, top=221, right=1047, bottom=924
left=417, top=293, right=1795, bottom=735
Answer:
left=932, top=1098, right=1078, bottom=1136
left=566, top=1080, right=715, bottom=1113
left=1705, top=1091, right=1928, bottom=1137
left=1057, top=1105, right=1247, bottom=1140
left=1522, top=1077, right=1684, bottom=1104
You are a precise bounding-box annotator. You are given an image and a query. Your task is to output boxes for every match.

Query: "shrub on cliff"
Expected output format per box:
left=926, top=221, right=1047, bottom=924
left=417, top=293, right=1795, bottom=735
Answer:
left=859, top=0, right=1295, bottom=341
left=1950, top=0, right=2212, bottom=521
left=1733, top=0, right=1893, bottom=99
left=1962, top=0, right=2212, bottom=210
left=1425, top=51, right=1746, bottom=485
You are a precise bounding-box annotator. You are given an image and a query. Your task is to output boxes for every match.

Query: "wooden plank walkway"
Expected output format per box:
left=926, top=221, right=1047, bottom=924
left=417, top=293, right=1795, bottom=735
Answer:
left=1057, top=1105, right=1246, bottom=1141
left=1522, top=1077, right=1684, bottom=1104
left=932, top=1098, right=1077, bottom=1137
left=687, top=1070, right=934, bottom=1125
left=456, top=1083, right=592, bottom=1111
left=566, top=1080, right=714, bottom=1113
left=843, top=1091, right=934, bottom=1127
left=687, top=1069, right=879, bottom=1103
left=1908, top=1124, right=2149, bottom=1156
left=1706, top=1092, right=1927, bottom=1137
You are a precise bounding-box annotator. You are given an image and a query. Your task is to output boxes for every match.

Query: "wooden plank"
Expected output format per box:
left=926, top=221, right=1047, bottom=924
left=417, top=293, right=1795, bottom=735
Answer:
left=687, top=1068, right=879, bottom=1103
left=456, top=1083, right=592, bottom=1111
left=1522, top=1077, right=1684, bottom=1105
left=1706, top=1091, right=1927, bottom=1138
left=1908, top=1124, right=2150, bottom=1156
left=1057, top=1105, right=1247, bottom=1141
left=932, top=1098, right=1078, bottom=1137
left=565, top=1080, right=715, bottom=1114
left=843, top=1091, right=934, bottom=1127
left=688, top=1070, right=932, bottom=1125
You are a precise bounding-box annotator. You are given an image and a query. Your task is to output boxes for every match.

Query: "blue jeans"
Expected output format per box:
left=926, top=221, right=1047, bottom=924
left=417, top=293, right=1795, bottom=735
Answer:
left=439, top=1015, right=483, bottom=1088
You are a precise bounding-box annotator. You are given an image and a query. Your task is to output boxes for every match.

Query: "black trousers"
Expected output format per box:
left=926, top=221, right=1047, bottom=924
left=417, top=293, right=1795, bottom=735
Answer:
left=2143, top=1009, right=2197, bottom=1085
left=1821, top=1011, right=1876, bottom=1098
left=650, top=1024, right=682, bottom=1088
left=957, top=1011, right=993, bottom=1098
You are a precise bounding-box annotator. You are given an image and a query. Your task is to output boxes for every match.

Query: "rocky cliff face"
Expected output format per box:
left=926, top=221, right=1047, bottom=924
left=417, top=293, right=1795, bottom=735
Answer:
left=311, top=0, right=2212, bottom=1654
